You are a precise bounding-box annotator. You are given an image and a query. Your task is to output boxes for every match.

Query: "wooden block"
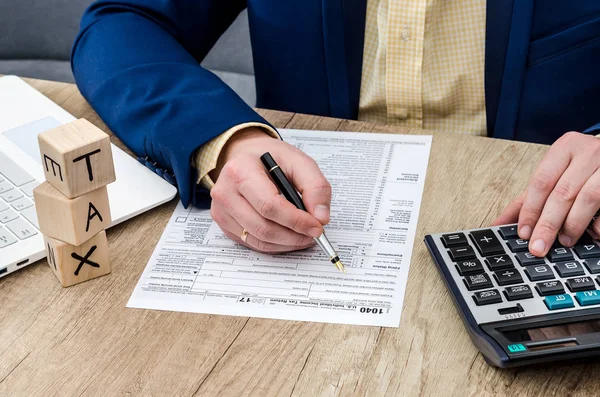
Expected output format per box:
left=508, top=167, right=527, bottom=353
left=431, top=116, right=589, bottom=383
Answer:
left=38, top=118, right=116, bottom=198
left=33, top=181, right=111, bottom=246
left=44, top=230, right=111, bottom=287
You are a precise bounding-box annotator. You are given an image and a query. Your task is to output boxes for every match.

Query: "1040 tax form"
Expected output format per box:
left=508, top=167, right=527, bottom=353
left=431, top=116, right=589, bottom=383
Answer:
left=127, top=129, right=432, bottom=327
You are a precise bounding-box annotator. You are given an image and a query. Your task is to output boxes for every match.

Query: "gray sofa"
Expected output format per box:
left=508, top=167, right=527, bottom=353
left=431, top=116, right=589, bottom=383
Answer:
left=0, top=1, right=257, bottom=106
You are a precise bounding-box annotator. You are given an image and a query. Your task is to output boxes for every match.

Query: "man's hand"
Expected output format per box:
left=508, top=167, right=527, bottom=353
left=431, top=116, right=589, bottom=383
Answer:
left=209, top=127, right=331, bottom=253
left=494, top=132, right=600, bottom=257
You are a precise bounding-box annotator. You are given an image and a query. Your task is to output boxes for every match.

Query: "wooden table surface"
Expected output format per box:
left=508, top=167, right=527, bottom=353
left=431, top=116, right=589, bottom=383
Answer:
left=1, top=77, right=598, bottom=397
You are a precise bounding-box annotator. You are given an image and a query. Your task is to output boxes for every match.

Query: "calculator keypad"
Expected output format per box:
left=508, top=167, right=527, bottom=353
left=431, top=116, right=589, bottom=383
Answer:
left=429, top=224, right=600, bottom=323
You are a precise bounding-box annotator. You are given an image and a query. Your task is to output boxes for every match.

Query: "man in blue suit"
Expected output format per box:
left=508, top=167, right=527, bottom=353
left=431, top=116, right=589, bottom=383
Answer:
left=72, top=1, right=600, bottom=257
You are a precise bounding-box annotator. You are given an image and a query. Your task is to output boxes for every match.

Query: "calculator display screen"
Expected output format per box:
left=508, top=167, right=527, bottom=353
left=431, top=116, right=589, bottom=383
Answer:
left=503, top=320, right=600, bottom=342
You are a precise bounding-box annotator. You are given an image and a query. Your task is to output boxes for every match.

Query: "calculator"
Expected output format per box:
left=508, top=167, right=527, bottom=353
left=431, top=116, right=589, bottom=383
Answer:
left=425, top=225, right=600, bottom=367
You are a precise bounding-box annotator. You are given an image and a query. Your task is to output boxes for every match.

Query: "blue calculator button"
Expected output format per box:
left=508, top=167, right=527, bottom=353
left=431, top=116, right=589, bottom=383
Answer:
left=507, top=343, right=527, bottom=353
left=575, top=290, right=600, bottom=306
left=544, top=294, right=574, bottom=310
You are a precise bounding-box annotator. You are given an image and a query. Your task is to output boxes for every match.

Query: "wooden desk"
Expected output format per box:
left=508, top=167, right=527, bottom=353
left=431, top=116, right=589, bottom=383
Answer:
left=0, top=77, right=597, bottom=397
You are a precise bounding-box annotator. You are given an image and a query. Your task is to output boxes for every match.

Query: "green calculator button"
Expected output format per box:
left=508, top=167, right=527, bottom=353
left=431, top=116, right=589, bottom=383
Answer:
left=575, top=290, right=600, bottom=306
left=507, top=343, right=527, bottom=353
left=544, top=294, right=574, bottom=310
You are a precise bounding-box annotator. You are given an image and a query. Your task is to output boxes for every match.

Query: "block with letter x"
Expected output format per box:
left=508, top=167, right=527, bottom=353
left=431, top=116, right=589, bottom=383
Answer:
left=33, top=182, right=111, bottom=246
left=44, top=231, right=111, bottom=287
left=37, top=118, right=115, bottom=198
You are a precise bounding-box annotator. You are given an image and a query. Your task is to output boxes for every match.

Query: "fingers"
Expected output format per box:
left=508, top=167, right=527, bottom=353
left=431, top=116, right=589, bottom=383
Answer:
left=235, top=160, right=324, bottom=238
left=212, top=207, right=314, bottom=253
left=210, top=139, right=333, bottom=254
left=493, top=191, right=526, bottom=226
left=222, top=225, right=314, bottom=254
left=560, top=170, right=600, bottom=245
left=282, top=151, right=332, bottom=225
left=211, top=188, right=314, bottom=248
left=527, top=159, right=595, bottom=256
left=517, top=145, right=571, bottom=242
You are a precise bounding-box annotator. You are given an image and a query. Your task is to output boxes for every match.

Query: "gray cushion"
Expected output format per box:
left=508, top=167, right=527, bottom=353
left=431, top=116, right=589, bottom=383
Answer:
left=0, top=0, right=92, bottom=60
left=209, top=69, right=256, bottom=107
left=0, top=59, right=75, bottom=83
left=0, top=2, right=256, bottom=106
left=201, top=9, right=254, bottom=76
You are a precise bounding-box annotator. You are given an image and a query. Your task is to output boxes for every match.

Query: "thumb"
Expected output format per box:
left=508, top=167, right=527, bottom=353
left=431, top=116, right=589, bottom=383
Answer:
left=284, top=152, right=332, bottom=225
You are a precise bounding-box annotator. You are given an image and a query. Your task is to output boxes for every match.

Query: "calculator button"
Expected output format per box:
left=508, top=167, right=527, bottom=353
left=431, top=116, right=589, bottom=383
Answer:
left=536, top=280, right=565, bottom=296
left=524, top=265, right=554, bottom=281
left=449, top=246, right=476, bottom=261
left=473, top=289, right=502, bottom=306
left=485, top=254, right=514, bottom=271
left=441, top=233, right=467, bottom=247
left=455, top=259, right=484, bottom=275
left=504, top=285, right=534, bottom=301
left=583, top=257, right=600, bottom=274
left=566, top=276, right=596, bottom=292
left=464, top=273, right=493, bottom=291
left=507, top=239, right=530, bottom=252
left=515, top=251, right=545, bottom=266
left=574, top=243, right=600, bottom=259
left=575, top=290, right=600, bottom=306
left=470, top=230, right=504, bottom=256
left=493, top=269, right=523, bottom=286
left=547, top=247, right=574, bottom=262
left=544, top=294, right=574, bottom=310
left=555, top=261, right=585, bottom=277
left=498, top=225, right=518, bottom=239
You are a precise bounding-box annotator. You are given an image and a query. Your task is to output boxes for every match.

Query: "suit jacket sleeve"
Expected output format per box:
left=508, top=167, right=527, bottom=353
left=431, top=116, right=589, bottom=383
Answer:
left=71, top=0, right=272, bottom=208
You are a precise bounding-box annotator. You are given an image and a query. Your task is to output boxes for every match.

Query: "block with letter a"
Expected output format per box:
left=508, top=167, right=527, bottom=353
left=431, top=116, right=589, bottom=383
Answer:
left=34, top=118, right=114, bottom=287
left=33, top=182, right=111, bottom=246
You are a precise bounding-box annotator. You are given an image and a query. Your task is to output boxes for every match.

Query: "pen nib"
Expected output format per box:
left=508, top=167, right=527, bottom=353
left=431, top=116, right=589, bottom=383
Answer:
left=334, top=260, right=345, bottom=273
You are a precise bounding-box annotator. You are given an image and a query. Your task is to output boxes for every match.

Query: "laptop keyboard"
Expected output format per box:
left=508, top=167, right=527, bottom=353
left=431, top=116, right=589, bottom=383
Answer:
left=0, top=152, right=39, bottom=249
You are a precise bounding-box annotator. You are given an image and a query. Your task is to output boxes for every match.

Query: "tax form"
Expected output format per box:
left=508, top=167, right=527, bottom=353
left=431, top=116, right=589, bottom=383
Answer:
left=127, top=130, right=432, bottom=327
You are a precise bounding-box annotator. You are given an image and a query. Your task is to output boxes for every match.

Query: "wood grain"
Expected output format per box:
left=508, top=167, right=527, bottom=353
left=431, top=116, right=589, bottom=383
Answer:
left=1, top=76, right=599, bottom=396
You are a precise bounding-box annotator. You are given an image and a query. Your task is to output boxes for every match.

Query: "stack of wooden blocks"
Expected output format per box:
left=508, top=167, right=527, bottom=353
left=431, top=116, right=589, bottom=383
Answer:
left=33, top=119, right=116, bottom=287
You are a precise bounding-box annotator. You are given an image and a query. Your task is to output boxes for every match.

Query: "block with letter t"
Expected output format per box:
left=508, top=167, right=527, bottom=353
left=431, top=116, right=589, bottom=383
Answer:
left=33, top=182, right=111, bottom=246
left=38, top=118, right=116, bottom=199
left=44, top=231, right=111, bottom=287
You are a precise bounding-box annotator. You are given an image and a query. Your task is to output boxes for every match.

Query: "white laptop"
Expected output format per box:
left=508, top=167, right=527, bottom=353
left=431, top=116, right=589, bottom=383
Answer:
left=0, top=76, right=177, bottom=277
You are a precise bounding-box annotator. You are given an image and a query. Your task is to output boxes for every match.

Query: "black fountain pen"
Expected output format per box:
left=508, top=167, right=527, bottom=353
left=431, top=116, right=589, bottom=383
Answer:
left=260, top=152, right=345, bottom=273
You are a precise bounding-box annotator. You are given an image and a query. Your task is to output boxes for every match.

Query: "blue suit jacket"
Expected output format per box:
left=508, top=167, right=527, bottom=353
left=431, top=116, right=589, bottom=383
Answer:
left=71, top=1, right=600, bottom=208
